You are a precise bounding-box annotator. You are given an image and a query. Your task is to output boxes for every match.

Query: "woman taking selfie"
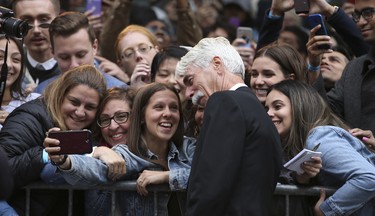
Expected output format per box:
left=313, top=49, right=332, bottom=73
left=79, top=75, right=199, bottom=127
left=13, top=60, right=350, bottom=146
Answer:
left=0, top=65, right=107, bottom=215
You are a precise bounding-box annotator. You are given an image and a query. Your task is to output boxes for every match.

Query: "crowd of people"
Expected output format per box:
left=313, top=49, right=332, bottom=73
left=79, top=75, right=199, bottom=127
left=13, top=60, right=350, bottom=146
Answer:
left=0, top=0, right=375, bottom=215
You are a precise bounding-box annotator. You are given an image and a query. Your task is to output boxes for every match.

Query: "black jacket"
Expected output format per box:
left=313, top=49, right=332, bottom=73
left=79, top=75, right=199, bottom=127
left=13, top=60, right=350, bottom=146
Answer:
left=0, top=147, right=13, bottom=200
left=0, top=97, right=77, bottom=216
left=0, top=97, right=53, bottom=188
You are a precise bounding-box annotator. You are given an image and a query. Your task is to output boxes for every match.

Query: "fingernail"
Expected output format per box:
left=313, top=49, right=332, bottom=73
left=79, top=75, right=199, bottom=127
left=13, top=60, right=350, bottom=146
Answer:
left=363, top=137, right=369, bottom=142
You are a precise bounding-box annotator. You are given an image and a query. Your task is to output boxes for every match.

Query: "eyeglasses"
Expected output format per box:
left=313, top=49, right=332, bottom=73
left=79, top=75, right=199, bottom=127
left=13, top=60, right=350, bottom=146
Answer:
left=28, top=23, right=51, bottom=29
left=121, top=43, right=154, bottom=59
left=352, top=8, right=375, bottom=23
left=97, top=112, right=130, bottom=128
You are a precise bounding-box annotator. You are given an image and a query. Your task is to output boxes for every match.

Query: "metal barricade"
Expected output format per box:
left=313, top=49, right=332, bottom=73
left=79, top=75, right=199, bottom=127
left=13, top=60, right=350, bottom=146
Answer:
left=23, top=182, right=336, bottom=216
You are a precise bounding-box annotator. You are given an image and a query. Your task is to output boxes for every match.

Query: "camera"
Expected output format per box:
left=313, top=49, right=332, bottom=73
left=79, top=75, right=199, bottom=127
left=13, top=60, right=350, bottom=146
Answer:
left=0, top=6, right=30, bottom=38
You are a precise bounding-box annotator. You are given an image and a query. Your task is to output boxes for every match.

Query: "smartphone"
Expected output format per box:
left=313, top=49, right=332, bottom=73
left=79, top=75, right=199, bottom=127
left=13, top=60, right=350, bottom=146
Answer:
left=236, top=27, right=253, bottom=47
left=85, top=0, right=102, bottom=16
left=48, top=130, right=93, bottom=155
left=307, top=14, right=331, bottom=49
left=294, top=0, right=310, bottom=14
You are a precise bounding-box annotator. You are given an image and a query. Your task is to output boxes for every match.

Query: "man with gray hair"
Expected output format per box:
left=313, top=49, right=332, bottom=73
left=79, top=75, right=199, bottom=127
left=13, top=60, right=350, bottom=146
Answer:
left=176, top=37, right=282, bottom=215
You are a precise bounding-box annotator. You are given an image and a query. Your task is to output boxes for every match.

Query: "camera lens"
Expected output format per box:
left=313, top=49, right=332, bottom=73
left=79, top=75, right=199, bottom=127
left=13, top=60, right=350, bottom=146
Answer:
left=1, top=17, right=30, bottom=38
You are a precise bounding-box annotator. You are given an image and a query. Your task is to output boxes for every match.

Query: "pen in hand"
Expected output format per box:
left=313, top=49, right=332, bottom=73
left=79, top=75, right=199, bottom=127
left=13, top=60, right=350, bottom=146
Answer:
left=312, top=143, right=321, bottom=152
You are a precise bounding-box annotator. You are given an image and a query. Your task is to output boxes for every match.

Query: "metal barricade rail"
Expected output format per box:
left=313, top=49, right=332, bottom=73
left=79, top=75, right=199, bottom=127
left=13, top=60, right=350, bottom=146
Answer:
left=23, top=181, right=336, bottom=216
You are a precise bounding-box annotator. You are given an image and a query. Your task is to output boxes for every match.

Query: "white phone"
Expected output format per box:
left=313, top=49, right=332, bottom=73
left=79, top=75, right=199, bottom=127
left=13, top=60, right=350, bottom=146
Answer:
left=236, top=27, right=253, bottom=47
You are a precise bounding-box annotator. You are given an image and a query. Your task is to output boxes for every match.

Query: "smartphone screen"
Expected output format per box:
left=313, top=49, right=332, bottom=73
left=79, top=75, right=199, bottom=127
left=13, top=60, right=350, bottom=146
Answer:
left=48, top=130, right=93, bottom=155
left=307, top=14, right=331, bottom=49
left=85, top=0, right=102, bottom=16
left=294, top=0, right=310, bottom=14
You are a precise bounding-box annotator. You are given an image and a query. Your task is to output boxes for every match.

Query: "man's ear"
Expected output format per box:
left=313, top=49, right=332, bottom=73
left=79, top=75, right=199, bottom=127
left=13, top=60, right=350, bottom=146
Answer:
left=92, top=39, right=98, bottom=56
left=213, top=56, right=223, bottom=75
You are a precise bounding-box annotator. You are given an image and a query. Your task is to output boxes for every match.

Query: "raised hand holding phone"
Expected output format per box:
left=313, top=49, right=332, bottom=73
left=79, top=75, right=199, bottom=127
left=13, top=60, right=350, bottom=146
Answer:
left=307, top=14, right=331, bottom=50
left=86, top=0, right=102, bottom=16
left=236, top=27, right=253, bottom=48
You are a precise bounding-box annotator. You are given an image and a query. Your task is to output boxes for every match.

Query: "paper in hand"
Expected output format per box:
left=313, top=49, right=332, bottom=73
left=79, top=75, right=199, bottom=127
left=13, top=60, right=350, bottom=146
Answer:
left=284, top=149, right=322, bottom=174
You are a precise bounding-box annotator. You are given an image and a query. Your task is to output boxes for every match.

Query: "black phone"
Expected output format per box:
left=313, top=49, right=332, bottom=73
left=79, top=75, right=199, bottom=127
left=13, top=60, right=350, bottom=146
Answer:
left=48, top=130, right=93, bottom=155
left=307, top=14, right=331, bottom=50
left=294, top=0, right=310, bottom=14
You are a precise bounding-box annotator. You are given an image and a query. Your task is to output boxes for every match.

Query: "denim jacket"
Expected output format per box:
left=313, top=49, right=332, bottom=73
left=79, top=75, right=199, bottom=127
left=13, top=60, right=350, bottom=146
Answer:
left=60, top=137, right=196, bottom=215
left=306, top=126, right=375, bottom=216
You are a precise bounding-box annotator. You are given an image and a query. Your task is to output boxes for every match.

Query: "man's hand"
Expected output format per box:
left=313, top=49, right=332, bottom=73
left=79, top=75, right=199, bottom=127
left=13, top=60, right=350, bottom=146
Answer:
left=270, top=0, right=295, bottom=16
left=85, top=8, right=103, bottom=36
left=308, top=0, right=337, bottom=18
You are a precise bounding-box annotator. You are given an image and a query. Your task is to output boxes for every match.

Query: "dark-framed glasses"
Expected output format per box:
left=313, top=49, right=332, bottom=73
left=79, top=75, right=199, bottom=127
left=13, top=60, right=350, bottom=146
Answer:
left=121, top=43, right=154, bottom=59
left=352, top=8, right=375, bottom=23
left=97, top=112, right=130, bottom=128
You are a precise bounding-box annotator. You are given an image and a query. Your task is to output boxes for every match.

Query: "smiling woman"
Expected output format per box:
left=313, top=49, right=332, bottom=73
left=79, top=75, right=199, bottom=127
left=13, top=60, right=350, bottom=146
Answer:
left=0, top=65, right=107, bottom=215
left=250, top=44, right=307, bottom=104
left=0, top=35, right=40, bottom=130
left=266, top=80, right=375, bottom=215
left=95, top=87, right=136, bottom=147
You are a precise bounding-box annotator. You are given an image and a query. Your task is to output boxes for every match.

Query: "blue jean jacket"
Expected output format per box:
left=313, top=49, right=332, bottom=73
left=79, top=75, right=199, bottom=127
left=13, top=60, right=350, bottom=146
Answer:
left=306, top=126, right=375, bottom=216
left=59, top=137, right=196, bottom=215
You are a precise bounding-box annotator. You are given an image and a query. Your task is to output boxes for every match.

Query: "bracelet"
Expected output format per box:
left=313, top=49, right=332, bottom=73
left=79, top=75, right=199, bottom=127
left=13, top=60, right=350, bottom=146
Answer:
left=51, top=155, right=68, bottom=166
left=308, top=64, right=321, bottom=72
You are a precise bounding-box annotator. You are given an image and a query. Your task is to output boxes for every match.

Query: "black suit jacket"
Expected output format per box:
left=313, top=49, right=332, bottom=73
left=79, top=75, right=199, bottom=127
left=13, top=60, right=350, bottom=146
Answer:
left=186, top=87, right=282, bottom=216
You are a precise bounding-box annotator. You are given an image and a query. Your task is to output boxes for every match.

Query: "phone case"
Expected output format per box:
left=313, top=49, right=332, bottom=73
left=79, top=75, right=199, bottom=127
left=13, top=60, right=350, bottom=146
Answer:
left=294, top=0, right=310, bottom=14
left=85, top=0, right=101, bottom=16
left=48, top=130, right=93, bottom=155
left=308, top=14, right=328, bottom=35
left=236, top=27, right=253, bottom=47
left=307, top=14, right=331, bottom=49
